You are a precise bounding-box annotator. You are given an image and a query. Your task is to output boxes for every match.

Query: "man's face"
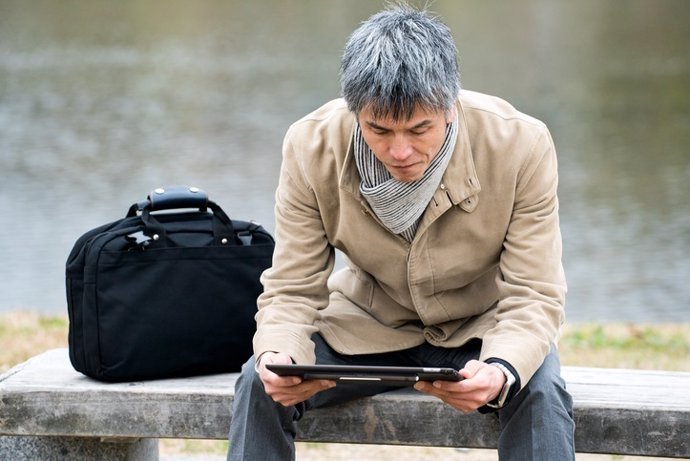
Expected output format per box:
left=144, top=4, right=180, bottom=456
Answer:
left=357, top=104, right=455, bottom=182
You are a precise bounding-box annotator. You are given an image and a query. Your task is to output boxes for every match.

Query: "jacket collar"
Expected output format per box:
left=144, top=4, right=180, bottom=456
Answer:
left=441, top=97, right=481, bottom=212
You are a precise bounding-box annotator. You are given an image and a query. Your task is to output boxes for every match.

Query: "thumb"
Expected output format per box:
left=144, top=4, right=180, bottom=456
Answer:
left=460, top=359, right=484, bottom=379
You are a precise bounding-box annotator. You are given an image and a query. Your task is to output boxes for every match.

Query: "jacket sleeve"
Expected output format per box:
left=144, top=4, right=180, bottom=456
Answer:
left=252, top=126, right=335, bottom=365
left=479, top=124, right=567, bottom=390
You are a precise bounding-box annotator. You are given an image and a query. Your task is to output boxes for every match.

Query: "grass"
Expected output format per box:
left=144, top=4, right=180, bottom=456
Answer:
left=1, top=310, right=688, bottom=460
left=2, top=311, right=687, bottom=373
left=559, top=323, right=689, bottom=370
left=0, top=311, right=70, bottom=374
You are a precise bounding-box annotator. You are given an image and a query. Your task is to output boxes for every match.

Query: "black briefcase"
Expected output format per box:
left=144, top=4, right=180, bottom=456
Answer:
left=65, top=186, right=274, bottom=382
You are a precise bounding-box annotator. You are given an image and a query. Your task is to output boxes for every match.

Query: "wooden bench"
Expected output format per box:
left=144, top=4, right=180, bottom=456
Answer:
left=0, top=349, right=688, bottom=460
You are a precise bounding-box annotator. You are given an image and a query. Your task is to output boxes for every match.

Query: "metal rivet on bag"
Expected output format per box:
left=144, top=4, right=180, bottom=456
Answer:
left=221, top=238, right=228, bottom=245
left=154, top=188, right=165, bottom=195
left=189, top=187, right=199, bottom=193
left=153, top=234, right=160, bottom=241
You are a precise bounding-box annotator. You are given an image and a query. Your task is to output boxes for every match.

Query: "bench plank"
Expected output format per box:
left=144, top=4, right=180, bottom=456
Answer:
left=1, top=349, right=688, bottom=458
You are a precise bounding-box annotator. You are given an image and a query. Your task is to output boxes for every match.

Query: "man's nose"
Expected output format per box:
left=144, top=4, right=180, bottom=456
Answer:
left=388, top=135, right=413, bottom=161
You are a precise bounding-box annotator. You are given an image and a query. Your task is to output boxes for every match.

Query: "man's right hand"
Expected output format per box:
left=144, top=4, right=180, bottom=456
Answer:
left=257, top=352, right=336, bottom=407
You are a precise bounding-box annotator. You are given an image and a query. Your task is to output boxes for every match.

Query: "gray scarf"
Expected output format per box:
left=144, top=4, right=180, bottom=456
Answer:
left=354, top=117, right=458, bottom=241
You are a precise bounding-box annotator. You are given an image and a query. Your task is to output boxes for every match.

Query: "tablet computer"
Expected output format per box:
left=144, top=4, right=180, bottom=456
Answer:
left=265, top=363, right=462, bottom=386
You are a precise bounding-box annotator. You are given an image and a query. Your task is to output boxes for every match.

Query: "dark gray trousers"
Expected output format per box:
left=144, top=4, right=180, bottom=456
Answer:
left=227, top=334, right=575, bottom=460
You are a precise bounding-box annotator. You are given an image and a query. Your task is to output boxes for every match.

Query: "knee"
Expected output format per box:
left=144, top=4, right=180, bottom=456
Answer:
left=232, top=355, right=305, bottom=425
left=524, top=370, right=571, bottom=410
left=497, top=352, right=575, bottom=459
left=235, top=356, right=265, bottom=396
left=517, top=352, right=573, bottom=415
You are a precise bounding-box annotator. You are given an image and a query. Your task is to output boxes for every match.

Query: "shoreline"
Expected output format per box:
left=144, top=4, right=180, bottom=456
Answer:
left=1, top=310, right=688, bottom=373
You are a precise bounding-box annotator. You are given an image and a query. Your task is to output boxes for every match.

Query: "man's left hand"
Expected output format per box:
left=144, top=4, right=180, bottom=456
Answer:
left=413, top=360, right=505, bottom=413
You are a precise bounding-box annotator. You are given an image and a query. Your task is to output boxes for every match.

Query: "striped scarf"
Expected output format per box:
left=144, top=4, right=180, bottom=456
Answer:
left=354, top=117, right=458, bottom=241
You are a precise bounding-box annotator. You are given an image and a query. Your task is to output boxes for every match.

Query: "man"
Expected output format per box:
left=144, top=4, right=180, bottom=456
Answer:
left=228, top=4, right=575, bottom=460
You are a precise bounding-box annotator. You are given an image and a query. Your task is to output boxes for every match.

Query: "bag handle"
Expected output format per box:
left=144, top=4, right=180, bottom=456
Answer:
left=125, top=186, right=237, bottom=245
left=149, top=185, right=208, bottom=211
left=127, top=186, right=208, bottom=215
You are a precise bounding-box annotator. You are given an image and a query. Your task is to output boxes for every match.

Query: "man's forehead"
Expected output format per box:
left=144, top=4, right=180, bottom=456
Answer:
left=359, top=104, right=445, bottom=127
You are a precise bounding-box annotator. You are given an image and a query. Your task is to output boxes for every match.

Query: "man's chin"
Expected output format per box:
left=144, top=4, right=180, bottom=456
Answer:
left=391, top=172, right=423, bottom=182
left=387, top=166, right=424, bottom=182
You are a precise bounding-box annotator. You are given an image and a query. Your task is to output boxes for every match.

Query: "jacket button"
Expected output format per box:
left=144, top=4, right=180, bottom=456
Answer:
left=440, top=183, right=446, bottom=190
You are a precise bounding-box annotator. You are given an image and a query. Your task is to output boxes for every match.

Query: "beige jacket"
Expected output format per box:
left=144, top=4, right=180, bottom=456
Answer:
left=254, top=90, right=566, bottom=389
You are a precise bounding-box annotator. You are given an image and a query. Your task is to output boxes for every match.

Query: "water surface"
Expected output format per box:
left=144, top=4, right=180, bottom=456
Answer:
left=1, top=0, right=689, bottom=322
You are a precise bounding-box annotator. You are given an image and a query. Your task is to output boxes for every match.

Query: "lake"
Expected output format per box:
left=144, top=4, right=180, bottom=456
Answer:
left=1, top=0, right=689, bottom=322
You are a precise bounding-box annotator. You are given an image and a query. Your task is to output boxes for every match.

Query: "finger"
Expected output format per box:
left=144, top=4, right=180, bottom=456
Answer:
left=414, top=382, right=430, bottom=392
left=416, top=386, right=475, bottom=413
left=415, top=382, right=455, bottom=401
left=431, top=379, right=465, bottom=392
left=269, top=379, right=335, bottom=405
left=460, top=359, right=484, bottom=379
left=258, top=352, right=301, bottom=385
left=263, top=372, right=301, bottom=387
left=415, top=380, right=485, bottom=413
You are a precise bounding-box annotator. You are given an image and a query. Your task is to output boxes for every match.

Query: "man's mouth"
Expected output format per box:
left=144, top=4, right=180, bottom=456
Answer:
left=390, top=163, right=416, bottom=170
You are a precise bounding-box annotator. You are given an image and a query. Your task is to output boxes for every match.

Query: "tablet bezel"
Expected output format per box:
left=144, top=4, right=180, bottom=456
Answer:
left=265, top=363, right=462, bottom=386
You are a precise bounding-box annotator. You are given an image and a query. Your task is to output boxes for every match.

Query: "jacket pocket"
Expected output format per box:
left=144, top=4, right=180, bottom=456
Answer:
left=432, top=266, right=500, bottom=319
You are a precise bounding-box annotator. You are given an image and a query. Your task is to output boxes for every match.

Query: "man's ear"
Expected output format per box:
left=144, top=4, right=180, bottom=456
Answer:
left=446, top=106, right=457, bottom=124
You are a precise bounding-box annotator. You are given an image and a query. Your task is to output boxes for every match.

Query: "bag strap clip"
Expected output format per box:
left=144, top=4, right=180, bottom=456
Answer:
left=126, top=230, right=153, bottom=249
